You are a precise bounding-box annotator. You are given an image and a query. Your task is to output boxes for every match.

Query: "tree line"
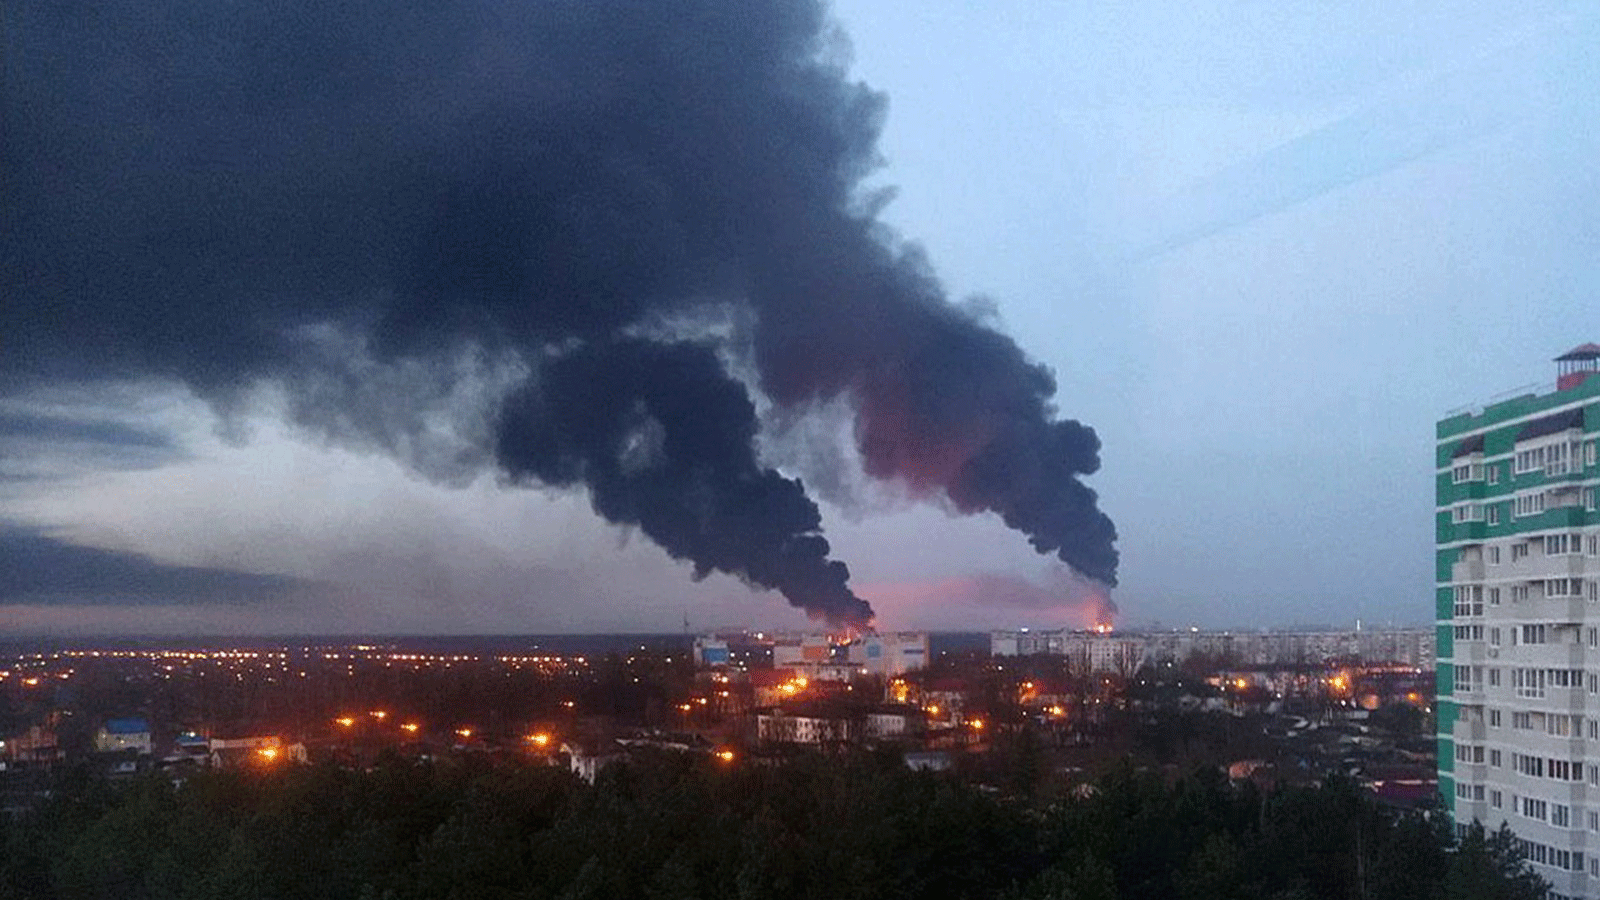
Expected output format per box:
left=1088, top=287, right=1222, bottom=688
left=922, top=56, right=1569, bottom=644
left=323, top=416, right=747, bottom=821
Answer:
left=0, top=751, right=1544, bottom=900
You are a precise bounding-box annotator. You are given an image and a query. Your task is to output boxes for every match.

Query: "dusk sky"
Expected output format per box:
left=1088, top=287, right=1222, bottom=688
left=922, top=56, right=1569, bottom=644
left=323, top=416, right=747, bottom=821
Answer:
left=4, top=1, right=1597, bottom=636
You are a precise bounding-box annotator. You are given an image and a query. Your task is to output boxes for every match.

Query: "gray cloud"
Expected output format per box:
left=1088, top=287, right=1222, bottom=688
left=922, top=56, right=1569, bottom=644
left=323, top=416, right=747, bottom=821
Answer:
left=0, top=525, right=310, bottom=606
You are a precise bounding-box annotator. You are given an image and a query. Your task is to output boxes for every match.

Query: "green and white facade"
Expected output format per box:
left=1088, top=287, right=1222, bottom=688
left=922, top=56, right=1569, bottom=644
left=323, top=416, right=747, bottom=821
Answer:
left=1438, top=346, right=1600, bottom=900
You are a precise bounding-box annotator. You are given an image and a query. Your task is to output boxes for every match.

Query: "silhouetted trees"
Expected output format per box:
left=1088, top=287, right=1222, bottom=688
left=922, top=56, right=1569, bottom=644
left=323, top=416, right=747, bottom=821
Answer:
left=0, top=753, right=1543, bottom=900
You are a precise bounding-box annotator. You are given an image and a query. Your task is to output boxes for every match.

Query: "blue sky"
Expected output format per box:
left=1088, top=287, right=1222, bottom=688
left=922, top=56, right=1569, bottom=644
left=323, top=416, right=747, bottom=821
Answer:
left=4, top=1, right=1596, bottom=634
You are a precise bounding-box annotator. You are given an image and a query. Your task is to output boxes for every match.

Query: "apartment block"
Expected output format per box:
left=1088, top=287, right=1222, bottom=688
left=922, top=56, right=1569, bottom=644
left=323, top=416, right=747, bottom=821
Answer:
left=1437, top=344, right=1600, bottom=900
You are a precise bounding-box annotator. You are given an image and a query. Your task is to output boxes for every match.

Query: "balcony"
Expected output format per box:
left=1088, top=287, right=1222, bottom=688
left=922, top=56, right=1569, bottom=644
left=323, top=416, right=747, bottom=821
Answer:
left=1453, top=717, right=1487, bottom=743
left=1530, top=554, right=1593, bottom=580
left=1520, top=596, right=1587, bottom=625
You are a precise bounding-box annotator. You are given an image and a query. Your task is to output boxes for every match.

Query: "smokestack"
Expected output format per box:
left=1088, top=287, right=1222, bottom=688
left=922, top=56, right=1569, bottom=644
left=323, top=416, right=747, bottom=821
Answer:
left=3, top=0, right=1117, bottom=624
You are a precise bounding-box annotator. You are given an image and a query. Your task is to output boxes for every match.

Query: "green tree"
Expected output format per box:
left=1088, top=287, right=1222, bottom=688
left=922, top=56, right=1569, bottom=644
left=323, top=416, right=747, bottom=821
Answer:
left=1445, top=822, right=1546, bottom=900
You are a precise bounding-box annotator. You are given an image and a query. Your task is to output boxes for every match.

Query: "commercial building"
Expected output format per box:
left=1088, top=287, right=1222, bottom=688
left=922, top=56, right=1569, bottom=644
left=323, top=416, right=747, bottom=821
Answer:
left=1437, top=344, right=1600, bottom=899
left=694, top=631, right=932, bottom=680
left=848, top=631, right=930, bottom=678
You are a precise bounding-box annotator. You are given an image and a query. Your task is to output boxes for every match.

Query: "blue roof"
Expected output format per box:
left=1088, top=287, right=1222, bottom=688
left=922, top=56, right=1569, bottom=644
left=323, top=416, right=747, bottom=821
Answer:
left=104, top=718, right=150, bottom=734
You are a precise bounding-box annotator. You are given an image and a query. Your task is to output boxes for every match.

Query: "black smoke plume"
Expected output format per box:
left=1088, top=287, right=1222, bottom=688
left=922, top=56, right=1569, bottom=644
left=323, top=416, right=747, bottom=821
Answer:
left=3, top=0, right=1117, bottom=625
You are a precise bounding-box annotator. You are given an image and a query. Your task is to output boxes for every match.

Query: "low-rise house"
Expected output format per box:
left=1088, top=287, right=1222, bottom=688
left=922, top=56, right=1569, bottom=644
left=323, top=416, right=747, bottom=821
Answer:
left=755, top=708, right=852, bottom=745
left=209, top=735, right=304, bottom=768
left=2, top=724, right=63, bottom=767
left=95, top=718, right=153, bottom=755
left=861, top=705, right=922, bottom=740
left=562, top=740, right=622, bottom=783
left=904, top=750, right=952, bottom=772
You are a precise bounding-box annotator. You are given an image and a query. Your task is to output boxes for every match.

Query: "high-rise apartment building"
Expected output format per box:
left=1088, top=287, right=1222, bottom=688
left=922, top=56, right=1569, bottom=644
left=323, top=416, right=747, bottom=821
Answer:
left=1438, top=344, right=1600, bottom=899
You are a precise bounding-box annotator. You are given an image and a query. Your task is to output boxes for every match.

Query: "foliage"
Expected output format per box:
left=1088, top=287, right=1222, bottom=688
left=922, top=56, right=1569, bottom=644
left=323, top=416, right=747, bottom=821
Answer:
left=0, top=754, right=1545, bottom=900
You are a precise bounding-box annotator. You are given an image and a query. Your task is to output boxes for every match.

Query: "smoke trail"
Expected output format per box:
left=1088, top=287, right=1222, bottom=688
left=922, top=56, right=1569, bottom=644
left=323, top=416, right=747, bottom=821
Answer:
left=3, top=0, right=1117, bottom=623
left=496, top=340, right=868, bottom=625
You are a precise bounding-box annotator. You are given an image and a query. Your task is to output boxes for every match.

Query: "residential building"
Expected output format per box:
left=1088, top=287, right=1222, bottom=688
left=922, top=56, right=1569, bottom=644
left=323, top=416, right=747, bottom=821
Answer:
left=990, top=627, right=1430, bottom=670
left=94, top=718, right=153, bottom=755
left=1437, top=344, right=1600, bottom=899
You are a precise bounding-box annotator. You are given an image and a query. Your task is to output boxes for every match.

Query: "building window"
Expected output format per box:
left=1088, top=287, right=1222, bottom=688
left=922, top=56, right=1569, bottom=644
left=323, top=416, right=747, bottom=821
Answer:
left=1490, top=748, right=1503, bottom=766
left=1546, top=442, right=1573, bottom=476
left=1521, top=624, right=1547, bottom=644
left=1553, top=804, right=1571, bottom=828
left=1488, top=545, right=1501, bottom=565
left=1487, top=463, right=1500, bottom=485
left=1489, top=708, right=1502, bottom=727
left=1520, top=796, right=1547, bottom=821
left=1515, top=446, right=1545, bottom=474
left=1514, top=492, right=1546, bottom=518
left=1547, top=668, right=1583, bottom=690
left=1489, top=587, right=1501, bottom=606
left=1546, top=534, right=1582, bottom=555
left=1545, top=578, right=1583, bottom=598
left=1514, top=668, right=1546, bottom=699
left=1486, top=505, right=1501, bottom=526
left=1512, top=542, right=1530, bottom=561
left=1488, top=667, right=1500, bottom=687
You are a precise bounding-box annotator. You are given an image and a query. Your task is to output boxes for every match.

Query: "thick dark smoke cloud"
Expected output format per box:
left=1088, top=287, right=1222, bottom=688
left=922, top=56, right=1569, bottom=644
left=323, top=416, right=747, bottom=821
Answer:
left=4, top=0, right=1117, bottom=625
left=498, top=340, right=867, bottom=624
